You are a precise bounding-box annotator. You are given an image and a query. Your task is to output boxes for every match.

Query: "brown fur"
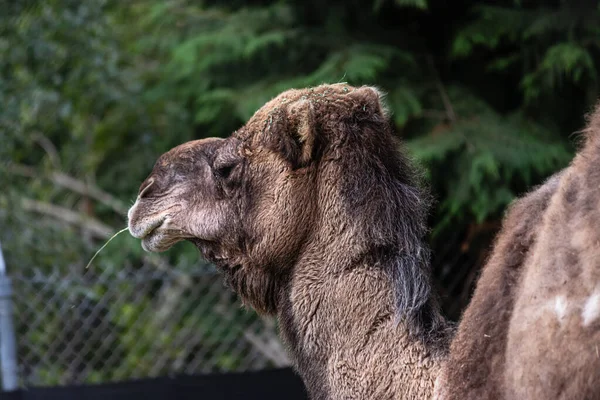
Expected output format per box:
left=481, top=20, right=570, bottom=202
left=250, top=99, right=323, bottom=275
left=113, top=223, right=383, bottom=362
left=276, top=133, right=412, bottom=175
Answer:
left=436, top=171, right=563, bottom=399
left=503, top=107, right=600, bottom=399
left=437, top=104, right=600, bottom=400
left=129, top=84, right=449, bottom=399
left=129, top=84, right=600, bottom=399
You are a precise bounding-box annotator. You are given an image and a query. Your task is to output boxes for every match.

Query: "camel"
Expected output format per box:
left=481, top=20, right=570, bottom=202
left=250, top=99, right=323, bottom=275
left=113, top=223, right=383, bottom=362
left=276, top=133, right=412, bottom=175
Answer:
left=438, top=106, right=600, bottom=400
left=128, top=84, right=600, bottom=399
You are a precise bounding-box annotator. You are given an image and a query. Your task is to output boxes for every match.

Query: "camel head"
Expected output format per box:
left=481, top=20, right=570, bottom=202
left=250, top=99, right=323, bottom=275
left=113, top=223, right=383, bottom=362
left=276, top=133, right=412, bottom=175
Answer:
left=128, top=84, right=431, bottom=317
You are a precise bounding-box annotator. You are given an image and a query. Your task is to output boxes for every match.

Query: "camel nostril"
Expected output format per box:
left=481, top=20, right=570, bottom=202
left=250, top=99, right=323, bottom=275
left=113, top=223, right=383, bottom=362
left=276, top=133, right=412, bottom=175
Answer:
left=139, top=178, right=155, bottom=198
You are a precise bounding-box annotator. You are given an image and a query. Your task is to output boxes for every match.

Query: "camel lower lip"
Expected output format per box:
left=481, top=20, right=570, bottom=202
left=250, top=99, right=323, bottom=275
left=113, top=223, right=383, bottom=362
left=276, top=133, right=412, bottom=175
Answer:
left=135, top=218, right=165, bottom=239
left=141, top=230, right=177, bottom=252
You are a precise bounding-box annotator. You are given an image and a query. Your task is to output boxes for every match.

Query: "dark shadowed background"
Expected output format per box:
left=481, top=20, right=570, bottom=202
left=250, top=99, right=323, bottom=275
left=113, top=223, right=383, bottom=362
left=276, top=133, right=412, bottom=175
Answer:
left=1, top=0, right=598, bottom=390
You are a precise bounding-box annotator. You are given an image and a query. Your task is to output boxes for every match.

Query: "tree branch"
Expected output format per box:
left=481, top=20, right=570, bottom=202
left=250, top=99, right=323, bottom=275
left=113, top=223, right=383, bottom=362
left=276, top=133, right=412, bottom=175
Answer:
left=32, top=132, right=61, bottom=169
left=9, top=164, right=129, bottom=216
left=20, top=197, right=114, bottom=238
left=427, top=55, right=457, bottom=124
left=19, top=197, right=176, bottom=272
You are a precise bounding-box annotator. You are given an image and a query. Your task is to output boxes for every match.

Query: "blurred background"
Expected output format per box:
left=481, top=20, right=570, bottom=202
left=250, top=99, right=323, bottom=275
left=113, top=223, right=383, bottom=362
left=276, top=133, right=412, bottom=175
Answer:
left=0, top=0, right=598, bottom=389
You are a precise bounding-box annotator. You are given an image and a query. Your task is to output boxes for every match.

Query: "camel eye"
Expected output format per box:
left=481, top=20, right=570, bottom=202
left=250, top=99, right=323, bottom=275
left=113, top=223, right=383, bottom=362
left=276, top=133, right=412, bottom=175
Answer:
left=213, top=162, right=237, bottom=180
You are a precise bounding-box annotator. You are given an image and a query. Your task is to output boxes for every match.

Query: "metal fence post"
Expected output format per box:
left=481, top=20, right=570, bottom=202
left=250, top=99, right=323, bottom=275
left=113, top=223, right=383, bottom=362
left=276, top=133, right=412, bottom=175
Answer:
left=0, top=241, right=18, bottom=391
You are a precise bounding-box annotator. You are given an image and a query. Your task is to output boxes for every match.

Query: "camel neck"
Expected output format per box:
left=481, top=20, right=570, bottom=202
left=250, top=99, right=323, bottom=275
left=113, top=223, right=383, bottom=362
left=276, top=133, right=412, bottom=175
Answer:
left=278, top=254, right=448, bottom=399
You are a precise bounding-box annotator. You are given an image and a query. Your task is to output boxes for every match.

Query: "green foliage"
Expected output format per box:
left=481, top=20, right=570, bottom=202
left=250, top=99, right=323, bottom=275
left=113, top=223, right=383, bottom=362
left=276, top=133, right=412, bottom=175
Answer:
left=135, top=0, right=586, bottom=235
left=0, top=0, right=192, bottom=268
left=408, top=89, right=571, bottom=229
left=3, top=0, right=600, bottom=383
left=453, top=2, right=600, bottom=106
left=15, top=268, right=270, bottom=384
left=521, top=43, right=596, bottom=102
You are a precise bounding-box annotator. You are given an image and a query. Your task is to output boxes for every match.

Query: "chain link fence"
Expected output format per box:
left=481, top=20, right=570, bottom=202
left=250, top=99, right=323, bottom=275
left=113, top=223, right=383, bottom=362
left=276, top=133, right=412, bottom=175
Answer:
left=432, top=221, right=500, bottom=321
left=1, top=221, right=496, bottom=389
left=9, top=261, right=289, bottom=387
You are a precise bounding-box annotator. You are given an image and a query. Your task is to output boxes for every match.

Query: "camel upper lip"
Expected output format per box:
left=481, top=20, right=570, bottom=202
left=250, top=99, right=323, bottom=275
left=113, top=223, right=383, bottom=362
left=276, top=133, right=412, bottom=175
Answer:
left=130, top=217, right=165, bottom=239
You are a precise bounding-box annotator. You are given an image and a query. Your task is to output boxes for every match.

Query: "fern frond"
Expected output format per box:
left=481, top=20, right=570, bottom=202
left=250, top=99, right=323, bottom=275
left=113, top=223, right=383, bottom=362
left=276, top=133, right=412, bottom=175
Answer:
left=388, top=86, right=423, bottom=126
left=522, top=43, right=596, bottom=102
left=452, top=6, right=533, bottom=57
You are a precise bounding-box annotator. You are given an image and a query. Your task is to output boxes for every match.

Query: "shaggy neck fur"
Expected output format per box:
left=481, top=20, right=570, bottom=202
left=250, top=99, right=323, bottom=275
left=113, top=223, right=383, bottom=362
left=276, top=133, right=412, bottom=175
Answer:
left=279, top=246, right=448, bottom=399
left=275, top=119, right=450, bottom=399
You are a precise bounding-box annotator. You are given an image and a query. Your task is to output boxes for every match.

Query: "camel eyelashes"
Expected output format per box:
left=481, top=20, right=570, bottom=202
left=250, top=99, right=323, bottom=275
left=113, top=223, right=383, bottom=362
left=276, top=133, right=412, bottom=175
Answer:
left=213, top=162, right=237, bottom=179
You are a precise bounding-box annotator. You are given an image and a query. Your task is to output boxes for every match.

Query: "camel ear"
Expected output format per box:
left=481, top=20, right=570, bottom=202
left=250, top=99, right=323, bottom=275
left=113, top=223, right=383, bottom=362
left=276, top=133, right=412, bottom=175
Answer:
left=349, top=86, right=388, bottom=119
left=285, top=99, right=316, bottom=168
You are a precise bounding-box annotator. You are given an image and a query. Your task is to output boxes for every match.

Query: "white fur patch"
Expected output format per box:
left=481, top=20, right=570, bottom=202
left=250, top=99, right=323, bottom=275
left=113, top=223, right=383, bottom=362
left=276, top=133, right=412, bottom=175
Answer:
left=554, top=296, right=568, bottom=323
left=432, top=374, right=447, bottom=400
left=582, top=292, right=600, bottom=327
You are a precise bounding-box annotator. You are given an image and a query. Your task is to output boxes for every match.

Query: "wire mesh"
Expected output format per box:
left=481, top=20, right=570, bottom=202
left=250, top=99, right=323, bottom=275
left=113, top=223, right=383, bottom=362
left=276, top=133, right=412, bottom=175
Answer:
left=5, top=218, right=498, bottom=388
left=11, top=263, right=289, bottom=387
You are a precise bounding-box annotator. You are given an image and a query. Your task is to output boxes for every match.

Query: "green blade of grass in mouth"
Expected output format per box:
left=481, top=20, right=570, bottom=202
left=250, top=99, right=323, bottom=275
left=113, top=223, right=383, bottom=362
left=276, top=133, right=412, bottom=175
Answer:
left=85, top=227, right=130, bottom=269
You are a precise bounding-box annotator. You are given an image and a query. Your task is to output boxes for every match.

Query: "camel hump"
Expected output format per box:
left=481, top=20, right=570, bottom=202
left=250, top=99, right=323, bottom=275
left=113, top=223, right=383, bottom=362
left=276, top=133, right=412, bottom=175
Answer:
left=503, top=104, right=600, bottom=399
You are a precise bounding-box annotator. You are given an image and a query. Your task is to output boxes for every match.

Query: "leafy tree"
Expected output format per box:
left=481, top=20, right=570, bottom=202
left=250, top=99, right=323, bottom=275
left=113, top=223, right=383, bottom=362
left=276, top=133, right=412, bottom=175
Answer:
left=2, top=0, right=599, bottom=384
